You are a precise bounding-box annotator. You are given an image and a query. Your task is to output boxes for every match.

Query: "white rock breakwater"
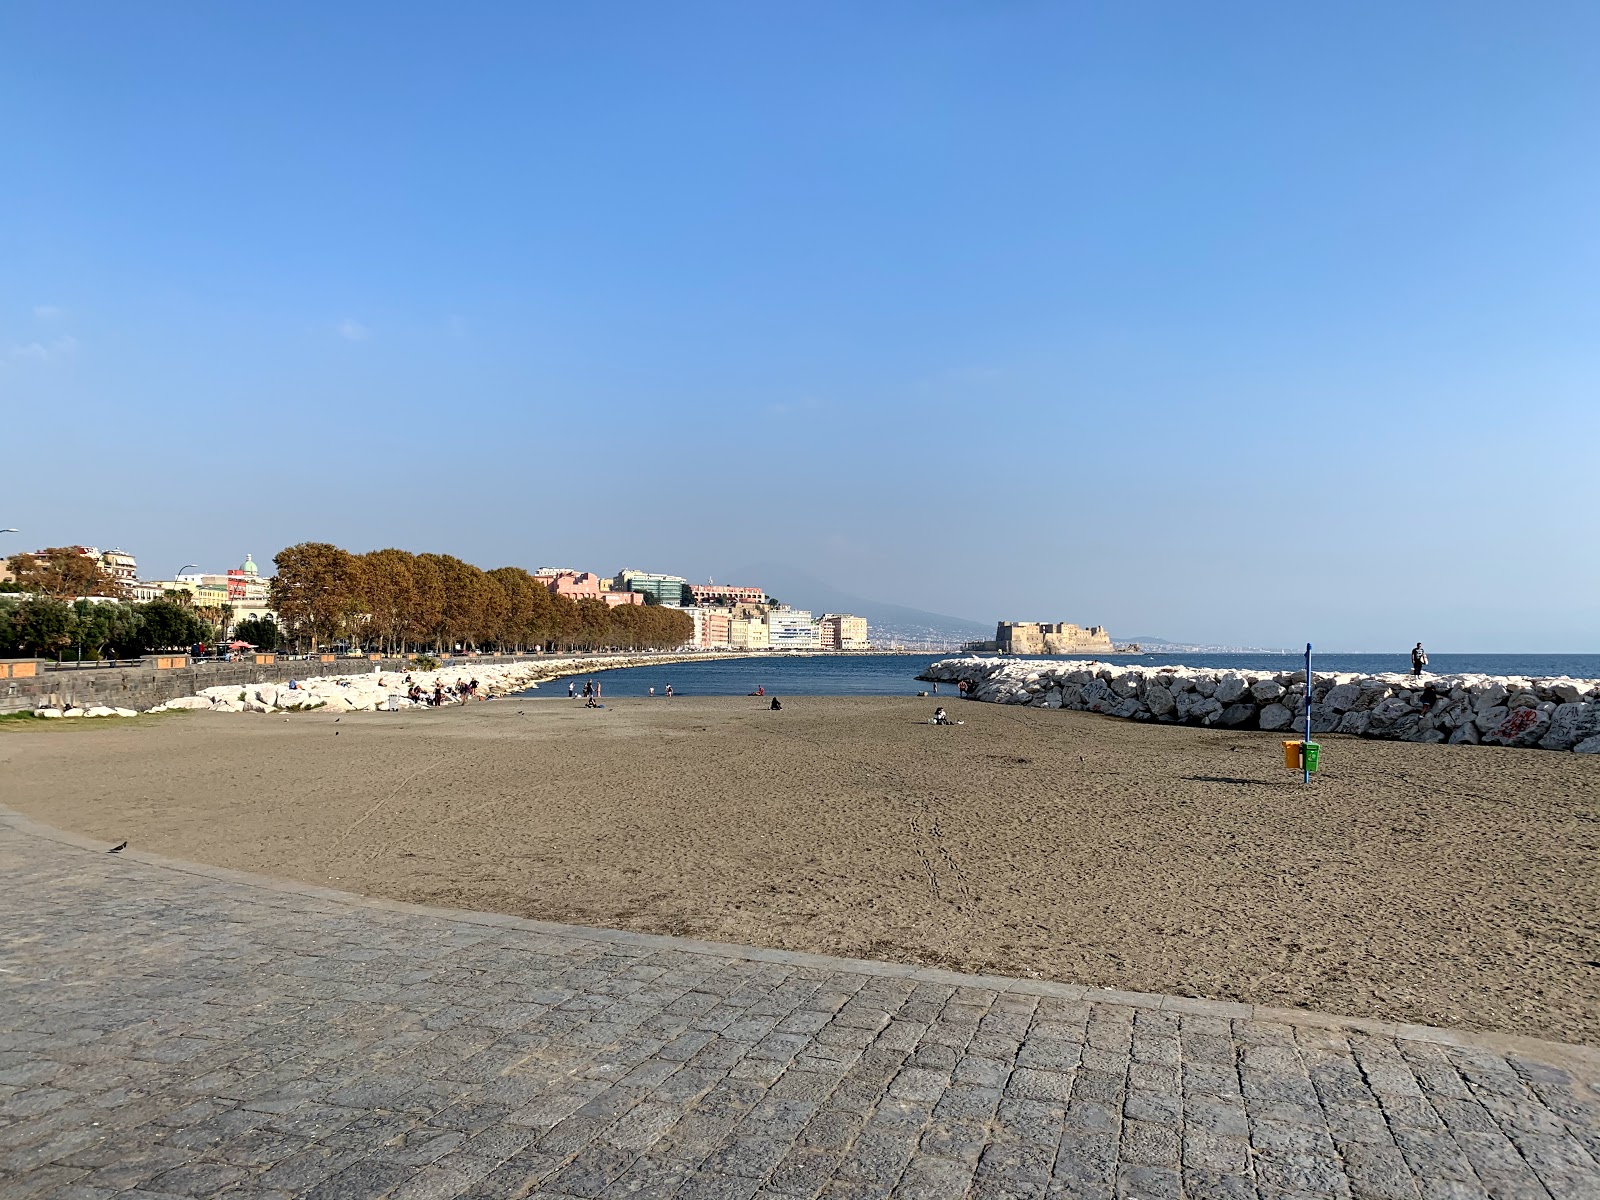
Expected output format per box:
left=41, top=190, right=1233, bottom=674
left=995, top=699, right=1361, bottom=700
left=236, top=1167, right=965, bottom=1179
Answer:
left=919, top=657, right=1600, bottom=753
left=32, top=654, right=732, bottom=718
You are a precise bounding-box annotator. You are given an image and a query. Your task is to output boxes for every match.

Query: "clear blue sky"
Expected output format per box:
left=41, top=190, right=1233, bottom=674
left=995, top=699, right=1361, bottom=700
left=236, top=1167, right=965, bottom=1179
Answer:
left=3, top=2, right=1596, bottom=650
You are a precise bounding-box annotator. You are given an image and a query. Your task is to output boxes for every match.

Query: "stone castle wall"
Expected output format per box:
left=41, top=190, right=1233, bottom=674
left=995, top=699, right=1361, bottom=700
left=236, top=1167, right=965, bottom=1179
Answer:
left=995, top=622, right=1114, bottom=656
left=919, top=656, right=1600, bottom=753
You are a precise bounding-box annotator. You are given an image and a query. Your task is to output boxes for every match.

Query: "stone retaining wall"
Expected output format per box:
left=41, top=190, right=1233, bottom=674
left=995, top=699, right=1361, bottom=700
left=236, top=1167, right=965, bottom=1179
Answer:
left=4, top=653, right=674, bottom=715
left=919, top=657, right=1600, bottom=753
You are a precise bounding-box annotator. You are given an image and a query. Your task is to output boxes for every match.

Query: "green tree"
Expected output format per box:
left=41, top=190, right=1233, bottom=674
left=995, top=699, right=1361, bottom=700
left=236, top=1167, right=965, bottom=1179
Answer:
left=234, top=615, right=280, bottom=651
left=141, top=599, right=205, bottom=650
left=15, top=598, right=76, bottom=658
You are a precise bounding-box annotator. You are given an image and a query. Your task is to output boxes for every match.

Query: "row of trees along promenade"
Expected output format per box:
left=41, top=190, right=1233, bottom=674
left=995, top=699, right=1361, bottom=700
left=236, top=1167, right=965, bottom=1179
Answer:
left=2, top=548, right=221, bottom=661
left=270, top=543, right=693, bottom=654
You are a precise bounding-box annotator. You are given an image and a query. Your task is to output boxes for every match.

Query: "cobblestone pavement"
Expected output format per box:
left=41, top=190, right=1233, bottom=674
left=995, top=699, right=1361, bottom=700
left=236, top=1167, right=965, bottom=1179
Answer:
left=2, top=813, right=1597, bottom=1200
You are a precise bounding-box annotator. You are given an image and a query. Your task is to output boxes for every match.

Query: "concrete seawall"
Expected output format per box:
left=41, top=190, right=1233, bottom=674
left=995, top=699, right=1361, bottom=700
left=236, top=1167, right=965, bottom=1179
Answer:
left=919, top=656, right=1600, bottom=753
left=4, top=652, right=753, bottom=715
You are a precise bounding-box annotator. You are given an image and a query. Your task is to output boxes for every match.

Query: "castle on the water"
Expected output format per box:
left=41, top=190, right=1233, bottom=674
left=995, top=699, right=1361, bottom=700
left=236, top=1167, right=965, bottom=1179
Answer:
left=994, top=621, right=1113, bottom=655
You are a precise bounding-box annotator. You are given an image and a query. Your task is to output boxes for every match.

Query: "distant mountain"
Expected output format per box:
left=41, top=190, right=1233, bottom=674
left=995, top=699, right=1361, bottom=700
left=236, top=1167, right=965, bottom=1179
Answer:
left=725, top=563, right=990, bottom=646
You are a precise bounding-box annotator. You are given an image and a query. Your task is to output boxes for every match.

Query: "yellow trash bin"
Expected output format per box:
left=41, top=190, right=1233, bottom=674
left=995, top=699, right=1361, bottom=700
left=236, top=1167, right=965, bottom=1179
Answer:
left=1282, top=740, right=1303, bottom=770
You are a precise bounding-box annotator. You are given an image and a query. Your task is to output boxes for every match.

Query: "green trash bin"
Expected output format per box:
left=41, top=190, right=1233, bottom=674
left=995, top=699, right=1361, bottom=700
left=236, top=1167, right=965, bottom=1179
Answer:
left=1303, top=742, right=1321, bottom=773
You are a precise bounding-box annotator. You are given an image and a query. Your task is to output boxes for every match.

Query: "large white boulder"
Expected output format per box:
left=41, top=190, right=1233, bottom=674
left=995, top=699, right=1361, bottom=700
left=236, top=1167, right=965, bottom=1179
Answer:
left=165, top=696, right=213, bottom=710
left=1537, top=703, right=1600, bottom=752
left=1213, top=675, right=1248, bottom=704
left=1322, top=682, right=1361, bottom=712
left=1258, top=703, right=1294, bottom=731
left=85, top=706, right=116, bottom=718
left=1144, top=684, right=1177, bottom=718
left=33, top=708, right=63, bottom=718
left=112, top=707, right=137, bottom=718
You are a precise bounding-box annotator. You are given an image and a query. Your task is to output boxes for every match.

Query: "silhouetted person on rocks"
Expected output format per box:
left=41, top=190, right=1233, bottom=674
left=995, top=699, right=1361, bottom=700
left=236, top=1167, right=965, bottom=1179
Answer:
left=1411, top=643, right=1428, bottom=677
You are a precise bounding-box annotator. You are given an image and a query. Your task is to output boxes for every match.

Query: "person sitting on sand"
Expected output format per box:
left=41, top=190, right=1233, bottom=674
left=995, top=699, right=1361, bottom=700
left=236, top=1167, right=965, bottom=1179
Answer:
left=933, top=707, right=953, bottom=725
left=770, top=696, right=782, bottom=710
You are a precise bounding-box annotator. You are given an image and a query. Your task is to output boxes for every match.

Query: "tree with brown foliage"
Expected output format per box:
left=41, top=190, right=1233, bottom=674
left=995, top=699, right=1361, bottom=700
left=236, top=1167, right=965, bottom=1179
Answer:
left=268, top=543, right=693, bottom=654
left=4, top=548, right=122, bottom=600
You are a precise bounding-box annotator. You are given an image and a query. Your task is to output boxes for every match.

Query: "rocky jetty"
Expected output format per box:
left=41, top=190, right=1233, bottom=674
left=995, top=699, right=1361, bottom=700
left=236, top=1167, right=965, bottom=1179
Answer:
left=33, top=654, right=721, bottom=718
left=919, top=657, right=1600, bottom=753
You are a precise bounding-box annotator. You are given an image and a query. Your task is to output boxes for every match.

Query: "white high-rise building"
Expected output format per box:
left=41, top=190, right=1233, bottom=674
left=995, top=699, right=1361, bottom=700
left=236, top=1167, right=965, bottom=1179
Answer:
left=765, top=609, right=820, bottom=650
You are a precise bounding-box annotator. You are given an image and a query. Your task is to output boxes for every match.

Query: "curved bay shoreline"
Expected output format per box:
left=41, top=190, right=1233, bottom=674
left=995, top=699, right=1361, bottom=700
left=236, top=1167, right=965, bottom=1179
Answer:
left=3, top=695, right=1594, bottom=1043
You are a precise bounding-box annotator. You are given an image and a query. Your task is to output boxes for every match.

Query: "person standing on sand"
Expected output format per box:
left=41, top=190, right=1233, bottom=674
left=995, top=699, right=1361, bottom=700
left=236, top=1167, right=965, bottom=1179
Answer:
left=665, top=683, right=673, bottom=698
left=1411, top=643, right=1428, bottom=676
left=568, top=681, right=576, bottom=699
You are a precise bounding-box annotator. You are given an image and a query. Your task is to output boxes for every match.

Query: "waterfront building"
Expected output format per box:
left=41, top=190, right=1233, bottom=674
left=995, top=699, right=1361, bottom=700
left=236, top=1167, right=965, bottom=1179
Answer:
left=818, top=613, right=869, bottom=650
left=100, top=549, right=138, bottom=590
left=543, top=572, right=643, bottom=607
left=226, top=554, right=270, bottom=602
left=995, top=621, right=1113, bottom=655
left=728, top=616, right=770, bottom=650
left=687, top=582, right=767, bottom=607
left=676, top=606, right=734, bottom=649
left=615, top=570, right=690, bottom=606
left=765, top=609, right=820, bottom=650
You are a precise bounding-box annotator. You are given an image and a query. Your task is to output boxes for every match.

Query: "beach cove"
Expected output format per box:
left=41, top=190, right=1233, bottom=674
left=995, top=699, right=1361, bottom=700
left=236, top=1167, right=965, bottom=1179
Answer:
left=4, top=694, right=1594, bottom=1044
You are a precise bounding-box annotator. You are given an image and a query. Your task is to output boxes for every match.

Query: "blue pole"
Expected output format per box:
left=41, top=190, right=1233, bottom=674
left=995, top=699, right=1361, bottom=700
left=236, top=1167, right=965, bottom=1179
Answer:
left=1303, top=641, right=1312, bottom=784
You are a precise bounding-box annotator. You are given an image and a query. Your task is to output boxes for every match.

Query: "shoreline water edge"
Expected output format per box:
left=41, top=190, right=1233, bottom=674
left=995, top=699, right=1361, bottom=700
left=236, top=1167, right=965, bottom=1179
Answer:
left=920, top=656, right=1600, bottom=754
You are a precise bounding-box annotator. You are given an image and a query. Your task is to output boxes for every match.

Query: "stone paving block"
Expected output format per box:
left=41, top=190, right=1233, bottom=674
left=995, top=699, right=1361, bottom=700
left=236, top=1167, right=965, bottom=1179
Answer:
left=3, top=819, right=1599, bottom=1200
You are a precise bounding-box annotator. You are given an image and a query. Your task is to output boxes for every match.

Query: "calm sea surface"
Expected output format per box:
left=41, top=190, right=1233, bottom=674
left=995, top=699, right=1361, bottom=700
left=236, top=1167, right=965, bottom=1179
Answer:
left=523, top=651, right=1600, bottom=699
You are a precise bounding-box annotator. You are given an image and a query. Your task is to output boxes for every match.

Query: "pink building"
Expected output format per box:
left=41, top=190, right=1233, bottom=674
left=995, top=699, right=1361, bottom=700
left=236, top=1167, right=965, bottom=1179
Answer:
left=543, top=572, right=643, bottom=607
left=696, top=609, right=732, bottom=647
left=688, top=583, right=767, bottom=606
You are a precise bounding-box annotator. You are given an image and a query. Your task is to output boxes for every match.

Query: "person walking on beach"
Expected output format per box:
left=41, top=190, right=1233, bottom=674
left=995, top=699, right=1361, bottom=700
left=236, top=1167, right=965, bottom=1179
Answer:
left=568, top=681, right=575, bottom=699
left=1411, top=643, right=1428, bottom=677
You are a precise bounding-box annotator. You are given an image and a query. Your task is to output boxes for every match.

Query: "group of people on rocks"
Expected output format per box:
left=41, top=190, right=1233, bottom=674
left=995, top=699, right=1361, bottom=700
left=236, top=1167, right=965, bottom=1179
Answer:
left=402, top=674, right=484, bottom=707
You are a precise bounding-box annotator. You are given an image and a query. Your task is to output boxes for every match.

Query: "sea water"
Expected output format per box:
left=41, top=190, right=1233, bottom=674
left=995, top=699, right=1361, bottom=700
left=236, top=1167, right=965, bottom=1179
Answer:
left=525, top=652, right=1600, bottom=699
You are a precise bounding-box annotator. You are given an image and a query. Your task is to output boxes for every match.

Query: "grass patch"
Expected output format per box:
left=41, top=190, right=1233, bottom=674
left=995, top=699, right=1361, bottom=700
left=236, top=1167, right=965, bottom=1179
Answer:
left=0, top=708, right=187, bottom=733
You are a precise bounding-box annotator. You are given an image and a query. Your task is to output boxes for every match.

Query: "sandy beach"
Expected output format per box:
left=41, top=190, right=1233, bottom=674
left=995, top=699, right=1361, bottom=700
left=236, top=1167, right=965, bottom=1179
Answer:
left=3, top=696, right=1595, bottom=1044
